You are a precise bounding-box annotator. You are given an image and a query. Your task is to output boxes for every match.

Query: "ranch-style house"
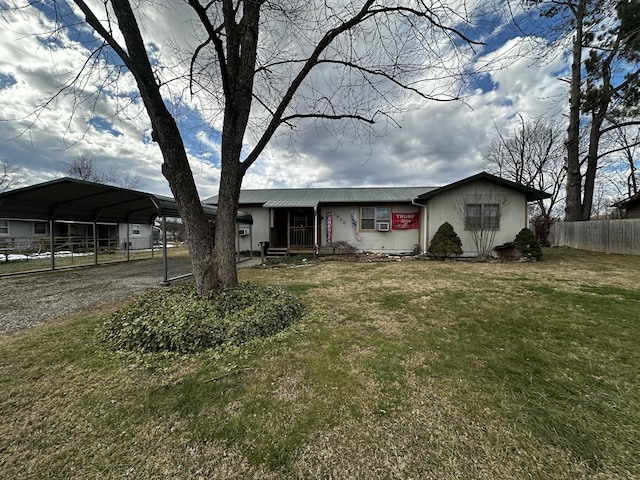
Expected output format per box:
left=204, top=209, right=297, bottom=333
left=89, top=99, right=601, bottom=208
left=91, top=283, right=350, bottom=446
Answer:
left=205, top=172, right=551, bottom=257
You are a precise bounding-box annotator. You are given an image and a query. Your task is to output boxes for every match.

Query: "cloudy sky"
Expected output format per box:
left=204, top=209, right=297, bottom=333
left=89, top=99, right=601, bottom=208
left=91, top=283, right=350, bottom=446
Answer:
left=0, top=1, right=570, bottom=199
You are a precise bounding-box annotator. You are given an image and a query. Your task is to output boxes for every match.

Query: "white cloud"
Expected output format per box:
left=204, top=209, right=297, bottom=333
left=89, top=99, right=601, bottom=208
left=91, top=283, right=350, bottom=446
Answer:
left=0, top=0, right=572, bottom=201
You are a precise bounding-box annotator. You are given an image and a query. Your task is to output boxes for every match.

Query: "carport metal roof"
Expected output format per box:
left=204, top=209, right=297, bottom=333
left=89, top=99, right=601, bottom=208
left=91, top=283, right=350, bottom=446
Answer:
left=0, top=177, right=252, bottom=225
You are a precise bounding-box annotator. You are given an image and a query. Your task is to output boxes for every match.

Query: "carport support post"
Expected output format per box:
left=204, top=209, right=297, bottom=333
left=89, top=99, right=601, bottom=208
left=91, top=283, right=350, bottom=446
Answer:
left=49, top=220, right=55, bottom=270
left=93, top=222, right=98, bottom=265
left=162, top=216, right=168, bottom=284
left=126, top=223, right=130, bottom=261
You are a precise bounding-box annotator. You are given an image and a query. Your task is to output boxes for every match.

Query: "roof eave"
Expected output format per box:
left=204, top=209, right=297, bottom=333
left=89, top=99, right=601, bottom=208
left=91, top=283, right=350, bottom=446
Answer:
left=415, top=172, right=551, bottom=203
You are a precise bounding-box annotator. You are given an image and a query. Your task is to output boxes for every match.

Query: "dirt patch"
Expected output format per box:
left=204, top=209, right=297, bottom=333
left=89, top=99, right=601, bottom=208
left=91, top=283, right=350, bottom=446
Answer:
left=0, top=257, right=260, bottom=334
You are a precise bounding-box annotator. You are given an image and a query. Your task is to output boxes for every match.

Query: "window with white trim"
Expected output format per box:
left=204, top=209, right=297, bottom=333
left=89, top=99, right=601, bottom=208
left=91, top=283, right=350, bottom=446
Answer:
left=360, top=206, right=391, bottom=230
left=0, top=220, right=8, bottom=235
left=132, top=224, right=141, bottom=236
left=465, top=204, right=499, bottom=230
left=33, top=222, right=47, bottom=236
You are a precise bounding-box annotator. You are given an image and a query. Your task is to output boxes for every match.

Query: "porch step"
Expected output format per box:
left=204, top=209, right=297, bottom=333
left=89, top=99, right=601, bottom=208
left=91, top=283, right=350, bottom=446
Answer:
left=266, top=247, right=289, bottom=258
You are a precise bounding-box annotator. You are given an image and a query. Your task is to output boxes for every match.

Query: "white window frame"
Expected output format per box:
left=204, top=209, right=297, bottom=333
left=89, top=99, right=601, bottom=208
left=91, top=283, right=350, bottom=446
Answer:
left=465, top=203, right=500, bottom=230
left=33, top=221, right=47, bottom=236
left=131, top=224, right=141, bottom=236
left=0, top=220, right=9, bottom=235
left=360, top=206, right=391, bottom=230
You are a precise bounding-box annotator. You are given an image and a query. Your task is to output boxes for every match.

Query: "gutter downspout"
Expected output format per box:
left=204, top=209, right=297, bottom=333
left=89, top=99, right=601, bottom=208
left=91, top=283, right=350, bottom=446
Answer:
left=249, top=225, right=253, bottom=259
left=411, top=199, right=427, bottom=254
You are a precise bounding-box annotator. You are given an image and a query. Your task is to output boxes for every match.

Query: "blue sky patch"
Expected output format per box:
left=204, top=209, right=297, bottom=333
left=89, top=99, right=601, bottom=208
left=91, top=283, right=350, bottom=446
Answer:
left=90, top=117, right=122, bottom=137
left=0, top=72, right=16, bottom=89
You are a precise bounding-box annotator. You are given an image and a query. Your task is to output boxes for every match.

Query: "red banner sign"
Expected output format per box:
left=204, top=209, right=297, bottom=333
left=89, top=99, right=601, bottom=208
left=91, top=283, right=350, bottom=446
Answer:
left=392, top=212, right=418, bottom=230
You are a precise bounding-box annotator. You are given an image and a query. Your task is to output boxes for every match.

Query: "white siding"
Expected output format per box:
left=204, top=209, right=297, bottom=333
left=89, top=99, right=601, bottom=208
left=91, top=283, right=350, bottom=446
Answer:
left=235, top=207, right=269, bottom=252
left=426, top=180, right=528, bottom=256
left=0, top=220, right=35, bottom=238
left=320, top=204, right=420, bottom=254
left=118, top=223, right=153, bottom=250
left=235, top=205, right=421, bottom=254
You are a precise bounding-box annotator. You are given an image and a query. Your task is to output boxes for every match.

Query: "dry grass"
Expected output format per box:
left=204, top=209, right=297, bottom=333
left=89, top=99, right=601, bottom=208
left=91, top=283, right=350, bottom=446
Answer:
left=1, top=248, right=638, bottom=479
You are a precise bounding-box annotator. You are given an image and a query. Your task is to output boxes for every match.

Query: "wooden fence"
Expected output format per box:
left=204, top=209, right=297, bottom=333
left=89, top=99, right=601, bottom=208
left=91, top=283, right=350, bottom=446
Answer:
left=550, top=218, right=640, bottom=255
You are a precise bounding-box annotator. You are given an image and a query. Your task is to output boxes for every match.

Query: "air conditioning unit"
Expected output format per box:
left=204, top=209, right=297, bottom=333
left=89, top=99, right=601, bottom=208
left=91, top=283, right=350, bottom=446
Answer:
left=376, top=222, right=390, bottom=232
left=238, top=228, right=250, bottom=236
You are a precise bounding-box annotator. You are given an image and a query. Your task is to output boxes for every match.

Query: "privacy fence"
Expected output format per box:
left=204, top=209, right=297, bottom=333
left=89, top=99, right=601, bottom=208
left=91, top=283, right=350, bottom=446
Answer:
left=550, top=218, right=640, bottom=256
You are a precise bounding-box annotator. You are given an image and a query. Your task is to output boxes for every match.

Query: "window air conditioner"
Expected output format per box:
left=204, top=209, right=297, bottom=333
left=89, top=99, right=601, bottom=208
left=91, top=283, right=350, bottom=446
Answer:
left=238, top=228, right=250, bottom=236
left=376, top=222, right=390, bottom=232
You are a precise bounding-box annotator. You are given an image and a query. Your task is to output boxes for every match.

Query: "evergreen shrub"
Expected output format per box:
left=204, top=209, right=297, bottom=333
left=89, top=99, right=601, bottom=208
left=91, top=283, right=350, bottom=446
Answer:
left=427, top=222, right=463, bottom=260
left=514, top=227, right=543, bottom=260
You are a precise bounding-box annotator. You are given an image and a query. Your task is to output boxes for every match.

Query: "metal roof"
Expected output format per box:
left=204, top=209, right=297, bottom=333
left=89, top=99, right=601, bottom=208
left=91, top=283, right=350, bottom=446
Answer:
left=206, top=186, right=438, bottom=207
left=0, top=177, right=253, bottom=225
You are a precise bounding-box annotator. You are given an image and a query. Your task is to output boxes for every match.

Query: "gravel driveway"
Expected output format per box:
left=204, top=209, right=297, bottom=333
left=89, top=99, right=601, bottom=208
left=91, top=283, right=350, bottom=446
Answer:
left=0, top=257, right=260, bottom=334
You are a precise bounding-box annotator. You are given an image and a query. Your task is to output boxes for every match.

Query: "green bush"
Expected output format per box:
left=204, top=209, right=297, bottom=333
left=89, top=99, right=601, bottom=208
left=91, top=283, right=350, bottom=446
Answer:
left=427, top=222, right=463, bottom=260
left=514, top=227, right=543, bottom=260
left=101, top=282, right=304, bottom=354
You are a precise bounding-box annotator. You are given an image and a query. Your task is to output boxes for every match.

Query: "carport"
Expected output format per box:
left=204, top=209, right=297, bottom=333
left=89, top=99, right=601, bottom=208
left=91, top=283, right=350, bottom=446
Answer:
left=0, top=177, right=253, bottom=282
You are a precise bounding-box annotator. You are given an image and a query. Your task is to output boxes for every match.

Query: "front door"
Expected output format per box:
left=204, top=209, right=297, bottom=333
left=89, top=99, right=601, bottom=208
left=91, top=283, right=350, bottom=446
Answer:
left=271, top=209, right=289, bottom=248
left=270, top=208, right=315, bottom=250
left=289, top=208, right=314, bottom=249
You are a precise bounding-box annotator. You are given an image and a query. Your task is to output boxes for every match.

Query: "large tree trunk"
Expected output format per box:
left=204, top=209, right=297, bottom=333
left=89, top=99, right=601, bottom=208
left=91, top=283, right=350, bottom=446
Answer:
left=565, top=0, right=586, bottom=222
left=109, top=0, right=216, bottom=293
left=204, top=0, right=262, bottom=290
left=582, top=115, right=605, bottom=220
left=209, top=154, right=244, bottom=291
left=98, top=0, right=264, bottom=293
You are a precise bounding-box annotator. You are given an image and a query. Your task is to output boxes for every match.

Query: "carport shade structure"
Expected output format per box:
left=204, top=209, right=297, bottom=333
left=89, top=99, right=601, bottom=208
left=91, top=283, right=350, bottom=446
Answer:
left=0, top=177, right=253, bottom=281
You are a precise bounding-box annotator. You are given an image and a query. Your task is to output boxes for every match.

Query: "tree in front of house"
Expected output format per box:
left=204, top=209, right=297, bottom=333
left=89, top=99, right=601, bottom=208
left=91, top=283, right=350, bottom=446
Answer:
left=32, top=1, right=485, bottom=294
left=455, top=193, right=510, bottom=258
left=427, top=222, right=463, bottom=260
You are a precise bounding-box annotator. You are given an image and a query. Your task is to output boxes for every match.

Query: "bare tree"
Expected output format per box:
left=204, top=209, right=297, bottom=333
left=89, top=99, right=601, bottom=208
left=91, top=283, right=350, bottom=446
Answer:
left=0, top=159, right=20, bottom=193
left=525, top=0, right=640, bottom=221
left=30, top=1, right=483, bottom=293
left=483, top=115, right=566, bottom=244
left=64, top=153, right=144, bottom=190
left=606, top=127, right=640, bottom=198
left=64, top=153, right=100, bottom=182
left=454, top=192, right=511, bottom=258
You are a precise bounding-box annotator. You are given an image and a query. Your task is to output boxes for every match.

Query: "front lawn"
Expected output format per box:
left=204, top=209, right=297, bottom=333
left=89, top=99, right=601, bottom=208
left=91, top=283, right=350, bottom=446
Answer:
left=1, top=248, right=638, bottom=479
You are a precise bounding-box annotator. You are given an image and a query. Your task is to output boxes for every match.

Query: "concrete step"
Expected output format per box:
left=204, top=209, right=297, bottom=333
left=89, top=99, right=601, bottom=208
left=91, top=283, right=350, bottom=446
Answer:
left=266, top=247, right=288, bottom=257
